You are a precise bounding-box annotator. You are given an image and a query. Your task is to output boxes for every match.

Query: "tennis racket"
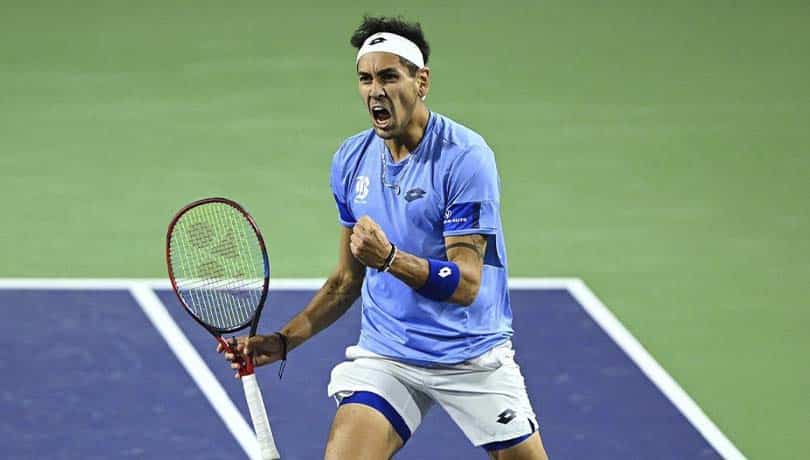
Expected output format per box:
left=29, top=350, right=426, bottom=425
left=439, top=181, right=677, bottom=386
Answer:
left=166, top=197, right=280, bottom=460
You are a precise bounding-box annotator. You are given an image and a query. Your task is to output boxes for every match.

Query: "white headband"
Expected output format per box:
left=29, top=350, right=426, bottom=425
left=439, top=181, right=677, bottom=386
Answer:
left=355, top=32, right=425, bottom=68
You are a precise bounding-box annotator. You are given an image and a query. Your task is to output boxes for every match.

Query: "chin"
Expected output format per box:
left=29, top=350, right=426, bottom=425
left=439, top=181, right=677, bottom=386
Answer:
left=373, top=126, right=396, bottom=139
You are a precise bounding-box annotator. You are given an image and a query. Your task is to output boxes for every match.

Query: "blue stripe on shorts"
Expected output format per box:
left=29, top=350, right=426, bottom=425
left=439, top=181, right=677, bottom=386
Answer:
left=339, top=391, right=411, bottom=443
left=481, top=418, right=536, bottom=452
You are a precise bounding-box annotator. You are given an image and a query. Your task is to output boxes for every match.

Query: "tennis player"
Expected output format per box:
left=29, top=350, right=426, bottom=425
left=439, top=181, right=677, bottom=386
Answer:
left=220, top=16, right=549, bottom=460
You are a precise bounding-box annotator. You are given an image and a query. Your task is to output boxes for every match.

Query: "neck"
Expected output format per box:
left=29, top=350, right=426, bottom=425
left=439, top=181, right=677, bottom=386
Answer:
left=385, top=104, right=429, bottom=162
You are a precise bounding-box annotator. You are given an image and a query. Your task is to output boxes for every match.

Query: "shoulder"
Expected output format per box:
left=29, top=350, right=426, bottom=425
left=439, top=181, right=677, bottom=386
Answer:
left=333, top=129, right=375, bottom=162
left=330, top=129, right=376, bottom=179
left=430, top=113, right=495, bottom=166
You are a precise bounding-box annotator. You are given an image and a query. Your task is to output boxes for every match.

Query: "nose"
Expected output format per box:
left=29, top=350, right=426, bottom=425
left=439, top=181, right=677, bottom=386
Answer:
left=369, top=78, right=386, bottom=99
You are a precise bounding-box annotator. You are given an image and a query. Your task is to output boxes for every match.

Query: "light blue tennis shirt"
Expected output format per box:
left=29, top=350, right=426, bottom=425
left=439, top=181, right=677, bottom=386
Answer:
left=330, top=112, right=512, bottom=366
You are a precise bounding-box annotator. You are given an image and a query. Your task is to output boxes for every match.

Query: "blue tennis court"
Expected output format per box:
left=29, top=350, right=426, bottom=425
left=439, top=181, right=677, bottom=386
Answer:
left=0, top=279, right=740, bottom=459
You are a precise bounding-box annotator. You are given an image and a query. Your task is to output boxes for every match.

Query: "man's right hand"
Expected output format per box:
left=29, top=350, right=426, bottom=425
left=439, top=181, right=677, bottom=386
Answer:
left=216, top=333, right=286, bottom=378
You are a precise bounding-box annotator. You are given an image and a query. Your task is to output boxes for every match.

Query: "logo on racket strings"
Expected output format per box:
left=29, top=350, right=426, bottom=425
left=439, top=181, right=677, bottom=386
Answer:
left=183, top=221, right=250, bottom=298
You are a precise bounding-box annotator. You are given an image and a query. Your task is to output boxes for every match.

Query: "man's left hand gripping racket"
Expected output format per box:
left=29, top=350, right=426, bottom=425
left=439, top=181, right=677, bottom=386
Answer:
left=166, top=197, right=281, bottom=460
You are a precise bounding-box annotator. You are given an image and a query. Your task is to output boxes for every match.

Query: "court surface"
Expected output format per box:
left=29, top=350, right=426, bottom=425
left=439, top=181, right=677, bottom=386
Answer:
left=0, top=279, right=743, bottom=459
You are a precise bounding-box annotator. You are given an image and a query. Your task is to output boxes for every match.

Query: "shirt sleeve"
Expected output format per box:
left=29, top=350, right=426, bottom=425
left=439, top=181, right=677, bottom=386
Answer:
left=442, top=145, right=501, bottom=237
left=330, top=144, right=357, bottom=228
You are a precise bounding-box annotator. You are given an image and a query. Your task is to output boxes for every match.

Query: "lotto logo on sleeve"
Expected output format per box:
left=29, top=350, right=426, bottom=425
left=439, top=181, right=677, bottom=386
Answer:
left=443, top=202, right=481, bottom=231
left=438, top=267, right=453, bottom=278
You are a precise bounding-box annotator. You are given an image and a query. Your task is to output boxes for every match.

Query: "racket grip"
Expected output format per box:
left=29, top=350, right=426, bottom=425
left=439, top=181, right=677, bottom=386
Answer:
left=242, top=373, right=281, bottom=460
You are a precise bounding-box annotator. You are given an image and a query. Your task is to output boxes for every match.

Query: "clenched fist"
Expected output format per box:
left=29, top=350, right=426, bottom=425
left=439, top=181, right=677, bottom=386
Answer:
left=350, top=216, right=392, bottom=269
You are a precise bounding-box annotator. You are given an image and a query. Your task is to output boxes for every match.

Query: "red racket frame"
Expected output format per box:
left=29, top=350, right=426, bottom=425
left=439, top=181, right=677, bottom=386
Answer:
left=166, top=196, right=270, bottom=375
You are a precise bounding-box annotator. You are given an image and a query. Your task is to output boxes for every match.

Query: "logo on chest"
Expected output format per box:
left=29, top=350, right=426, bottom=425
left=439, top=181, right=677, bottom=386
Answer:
left=404, top=187, right=426, bottom=202
left=354, top=176, right=370, bottom=203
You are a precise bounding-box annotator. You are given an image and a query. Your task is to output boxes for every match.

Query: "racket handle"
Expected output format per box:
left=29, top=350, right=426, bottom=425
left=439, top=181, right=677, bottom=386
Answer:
left=242, top=373, right=281, bottom=460
left=217, top=337, right=254, bottom=376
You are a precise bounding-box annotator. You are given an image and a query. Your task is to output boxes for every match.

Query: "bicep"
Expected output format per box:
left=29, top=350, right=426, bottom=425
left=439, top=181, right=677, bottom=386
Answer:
left=444, top=234, right=487, bottom=305
left=445, top=234, right=487, bottom=270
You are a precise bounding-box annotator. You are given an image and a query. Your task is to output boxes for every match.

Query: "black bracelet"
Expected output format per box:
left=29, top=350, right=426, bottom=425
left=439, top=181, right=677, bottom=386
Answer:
left=275, top=332, right=288, bottom=379
left=378, top=243, right=398, bottom=272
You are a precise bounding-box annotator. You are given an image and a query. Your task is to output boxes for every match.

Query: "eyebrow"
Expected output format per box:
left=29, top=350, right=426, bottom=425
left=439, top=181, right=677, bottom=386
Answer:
left=357, top=67, right=400, bottom=77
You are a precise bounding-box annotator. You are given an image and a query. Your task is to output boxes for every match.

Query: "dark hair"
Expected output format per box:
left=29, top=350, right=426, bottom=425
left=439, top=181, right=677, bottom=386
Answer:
left=350, top=15, right=430, bottom=75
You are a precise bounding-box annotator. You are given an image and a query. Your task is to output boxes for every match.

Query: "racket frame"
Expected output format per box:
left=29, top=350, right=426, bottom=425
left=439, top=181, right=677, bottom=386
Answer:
left=166, top=196, right=270, bottom=338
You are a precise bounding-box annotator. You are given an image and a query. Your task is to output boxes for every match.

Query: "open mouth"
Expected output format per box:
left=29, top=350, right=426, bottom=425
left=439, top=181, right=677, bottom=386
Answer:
left=370, top=105, right=392, bottom=128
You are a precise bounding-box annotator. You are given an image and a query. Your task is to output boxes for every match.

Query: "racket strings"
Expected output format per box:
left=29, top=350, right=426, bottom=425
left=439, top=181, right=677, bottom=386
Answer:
left=169, top=202, right=266, bottom=330
left=201, top=202, right=260, bottom=326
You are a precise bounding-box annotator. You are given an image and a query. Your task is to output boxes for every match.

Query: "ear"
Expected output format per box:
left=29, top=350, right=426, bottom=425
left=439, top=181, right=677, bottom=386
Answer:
left=417, top=66, right=431, bottom=100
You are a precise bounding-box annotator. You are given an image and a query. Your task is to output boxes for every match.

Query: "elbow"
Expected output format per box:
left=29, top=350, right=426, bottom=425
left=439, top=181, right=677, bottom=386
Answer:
left=455, top=271, right=482, bottom=307
left=457, top=285, right=480, bottom=306
left=330, top=269, right=364, bottom=295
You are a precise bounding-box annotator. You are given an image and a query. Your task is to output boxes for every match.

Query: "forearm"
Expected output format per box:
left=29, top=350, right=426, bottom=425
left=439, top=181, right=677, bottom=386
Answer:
left=279, top=271, right=362, bottom=350
left=349, top=217, right=484, bottom=306
left=387, top=249, right=428, bottom=288
left=388, top=247, right=481, bottom=306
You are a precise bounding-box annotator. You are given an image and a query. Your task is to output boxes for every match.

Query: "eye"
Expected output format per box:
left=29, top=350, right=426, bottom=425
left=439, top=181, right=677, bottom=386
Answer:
left=358, top=75, right=372, bottom=84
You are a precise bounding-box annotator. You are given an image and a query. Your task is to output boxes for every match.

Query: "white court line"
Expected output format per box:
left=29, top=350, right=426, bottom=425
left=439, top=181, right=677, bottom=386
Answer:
left=0, top=277, right=578, bottom=290
left=128, top=283, right=262, bottom=460
left=0, top=278, right=746, bottom=458
left=566, top=279, right=746, bottom=460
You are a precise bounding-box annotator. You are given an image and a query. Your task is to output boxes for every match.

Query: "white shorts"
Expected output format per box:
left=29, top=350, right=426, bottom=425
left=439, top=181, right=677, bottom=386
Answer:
left=327, top=340, right=539, bottom=447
